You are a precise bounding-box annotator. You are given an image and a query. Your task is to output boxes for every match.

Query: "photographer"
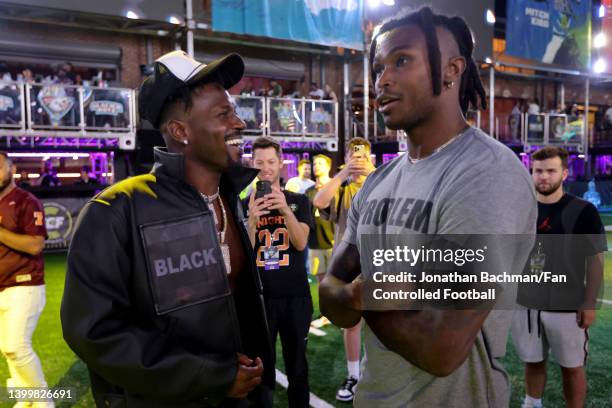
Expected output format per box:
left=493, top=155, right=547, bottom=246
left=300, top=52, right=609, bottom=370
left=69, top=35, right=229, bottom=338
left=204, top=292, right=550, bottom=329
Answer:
left=246, top=137, right=314, bottom=407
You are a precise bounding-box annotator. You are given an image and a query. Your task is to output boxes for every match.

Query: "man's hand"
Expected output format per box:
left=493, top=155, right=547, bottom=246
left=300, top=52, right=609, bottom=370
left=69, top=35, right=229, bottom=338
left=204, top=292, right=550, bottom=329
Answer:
left=576, top=309, right=596, bottom=329
left=346, top=156, right=375, bottom=178
left=227, top=353, right=264, bottom=399
left=264, top=186, right=290, bottom=216
left=347, top=276, right=363, bottom=311
left=248, top=191, right=270, bottom=229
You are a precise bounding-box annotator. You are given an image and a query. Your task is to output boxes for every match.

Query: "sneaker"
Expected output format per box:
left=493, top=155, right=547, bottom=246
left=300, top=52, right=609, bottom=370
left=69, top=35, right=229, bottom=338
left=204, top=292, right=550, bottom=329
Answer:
left=310, top=316, right=331, bottom=328
left=521, top=402, right=542, bottom=408
left=336, top=376, right=358, bottom=402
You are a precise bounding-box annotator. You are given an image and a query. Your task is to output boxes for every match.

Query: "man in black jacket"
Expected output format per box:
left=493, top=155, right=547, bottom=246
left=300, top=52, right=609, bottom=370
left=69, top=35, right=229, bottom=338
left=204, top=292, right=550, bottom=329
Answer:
left=61, top=51, right=273, bottom=407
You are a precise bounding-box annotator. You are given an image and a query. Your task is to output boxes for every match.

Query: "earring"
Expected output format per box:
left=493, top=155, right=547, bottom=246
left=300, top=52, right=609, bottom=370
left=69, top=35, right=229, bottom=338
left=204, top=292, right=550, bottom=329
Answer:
left=444, top=81, right=454, bottom=89
left=182, top=140, right=188, bottom=145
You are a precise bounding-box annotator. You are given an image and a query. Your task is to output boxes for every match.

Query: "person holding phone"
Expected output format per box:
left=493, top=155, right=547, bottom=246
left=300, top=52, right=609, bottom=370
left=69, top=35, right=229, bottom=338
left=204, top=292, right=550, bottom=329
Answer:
left=312, top=137, right=375, bottom=402
left=246, top=136, right=314, bottom=407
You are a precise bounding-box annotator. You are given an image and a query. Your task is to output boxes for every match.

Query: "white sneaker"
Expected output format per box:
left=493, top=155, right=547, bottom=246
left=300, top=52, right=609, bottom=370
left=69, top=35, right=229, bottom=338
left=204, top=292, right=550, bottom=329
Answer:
left=521, top=400, right=542, bottom=408
left=32, top=402, right=55, bottom=408
left=7, top=379, right=31, bottom=408
left=310, top=316, right=331, bottom=328
left=335, top=376, right=358, bottom=402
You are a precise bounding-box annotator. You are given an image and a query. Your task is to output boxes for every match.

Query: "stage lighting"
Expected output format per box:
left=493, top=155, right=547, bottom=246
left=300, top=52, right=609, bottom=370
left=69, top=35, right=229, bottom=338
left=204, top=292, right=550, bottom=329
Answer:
left=368, top=0, right=381, bottom=8
left=486, top=9, right=496, bottom=25
left=125, top=10, right=139, bottom=19
left=599, top=5, right=605, bottom=18
left=593, top=57, right=607, bottom=74
left=382, top=0, right=395, bottom=5
left=594, top=32, right=607, bottom=48
left=167, top=15, right=182, bottom=25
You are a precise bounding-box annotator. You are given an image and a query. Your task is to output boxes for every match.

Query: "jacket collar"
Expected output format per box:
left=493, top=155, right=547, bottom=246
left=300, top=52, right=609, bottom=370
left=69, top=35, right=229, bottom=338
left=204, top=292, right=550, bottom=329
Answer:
left=153, top=147, right=259, bottom=194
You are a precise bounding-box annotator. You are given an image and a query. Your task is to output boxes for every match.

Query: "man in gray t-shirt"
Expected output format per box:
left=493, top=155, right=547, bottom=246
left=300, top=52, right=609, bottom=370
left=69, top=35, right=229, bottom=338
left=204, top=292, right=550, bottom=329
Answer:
left=313, top=138, right=375, bottom=402
left=344, top=127, right=535, bottom=407
left=319, top=7, right=537, bottom=407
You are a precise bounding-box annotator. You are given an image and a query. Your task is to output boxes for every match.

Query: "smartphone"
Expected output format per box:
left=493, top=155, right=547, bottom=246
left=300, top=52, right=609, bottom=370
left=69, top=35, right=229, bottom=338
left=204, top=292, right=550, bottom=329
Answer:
left=352, top=144, right=365, bottom=159
left=255, top=180, right=272, bottom=199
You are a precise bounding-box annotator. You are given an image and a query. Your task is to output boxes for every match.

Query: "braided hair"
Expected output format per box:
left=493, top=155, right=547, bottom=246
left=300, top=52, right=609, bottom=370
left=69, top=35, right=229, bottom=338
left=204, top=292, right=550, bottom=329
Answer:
left=369, top=7, right=487, bottom=114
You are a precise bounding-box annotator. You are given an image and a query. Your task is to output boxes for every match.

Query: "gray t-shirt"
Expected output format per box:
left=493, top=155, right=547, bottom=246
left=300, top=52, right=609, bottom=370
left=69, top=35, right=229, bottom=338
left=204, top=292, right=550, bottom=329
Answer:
left=343, top=127, right=537, bottom=407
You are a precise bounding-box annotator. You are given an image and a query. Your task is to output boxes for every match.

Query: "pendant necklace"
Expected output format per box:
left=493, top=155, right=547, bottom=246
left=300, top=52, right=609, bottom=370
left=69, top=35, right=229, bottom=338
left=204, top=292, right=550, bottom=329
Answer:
left=201, top=189, right=231, bottom=275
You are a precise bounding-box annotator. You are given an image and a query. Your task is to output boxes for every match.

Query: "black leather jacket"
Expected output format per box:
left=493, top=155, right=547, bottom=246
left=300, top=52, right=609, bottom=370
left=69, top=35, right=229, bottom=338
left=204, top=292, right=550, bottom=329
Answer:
left=61, top=148, right=273, bottom=407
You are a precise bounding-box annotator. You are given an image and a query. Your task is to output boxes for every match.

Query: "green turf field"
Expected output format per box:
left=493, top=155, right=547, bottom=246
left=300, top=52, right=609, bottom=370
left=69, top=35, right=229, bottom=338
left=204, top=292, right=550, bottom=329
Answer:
left=1, top=252, right=611, bottom=407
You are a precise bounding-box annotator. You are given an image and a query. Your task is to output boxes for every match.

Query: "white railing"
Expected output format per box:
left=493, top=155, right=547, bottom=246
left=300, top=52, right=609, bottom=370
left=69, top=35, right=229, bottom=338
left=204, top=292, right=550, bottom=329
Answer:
left=521, top=113, right=583, bottom=149
left=0, top=81, right=347, bottom=147
left=0, top=80, right=136, bottom=139
left=233, top=95, right=337, bottom=141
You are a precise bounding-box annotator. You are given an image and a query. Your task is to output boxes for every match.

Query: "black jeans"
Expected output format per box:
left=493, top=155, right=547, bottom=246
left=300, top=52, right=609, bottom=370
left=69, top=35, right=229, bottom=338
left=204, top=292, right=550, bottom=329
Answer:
left=265, top=296, right=313, bottom=408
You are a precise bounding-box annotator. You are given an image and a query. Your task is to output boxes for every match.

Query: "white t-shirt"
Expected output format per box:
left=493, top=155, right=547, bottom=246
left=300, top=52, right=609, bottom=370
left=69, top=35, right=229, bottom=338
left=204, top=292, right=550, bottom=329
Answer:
left=284, top=177, right=315, bottom=194
left=308, top=89, right=324, bottom=99
left=527, top=103, right=540, bottom=115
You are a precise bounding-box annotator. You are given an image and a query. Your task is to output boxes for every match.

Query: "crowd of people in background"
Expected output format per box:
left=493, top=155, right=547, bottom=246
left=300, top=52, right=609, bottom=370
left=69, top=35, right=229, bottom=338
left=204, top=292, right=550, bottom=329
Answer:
left=16, top=162, right=100, bottom=188
left=0, top=61, right=116, bottom=87
left=240, top=78, right=338, bottom=101
left=511, top=97, right=612, bottom=127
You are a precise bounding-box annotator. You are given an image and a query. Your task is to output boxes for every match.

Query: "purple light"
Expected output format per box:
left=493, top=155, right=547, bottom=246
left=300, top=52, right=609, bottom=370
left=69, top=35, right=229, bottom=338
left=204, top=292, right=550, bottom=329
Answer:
left=520, top=153, right=530, bottom=168
left=29, top=137, right=120, bottom=148
left=282, top=153, right=299, bottom=178
left=595, top=154, right=612, bottom=176
left=382, top=153, right=399, bottom=163
left=8, top=152, right=90, bottom=158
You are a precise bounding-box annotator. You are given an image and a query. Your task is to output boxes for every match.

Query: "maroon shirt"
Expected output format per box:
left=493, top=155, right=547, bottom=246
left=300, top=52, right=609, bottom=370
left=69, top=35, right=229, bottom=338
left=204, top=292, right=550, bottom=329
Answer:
left=0, top=186, right=47, bottom=290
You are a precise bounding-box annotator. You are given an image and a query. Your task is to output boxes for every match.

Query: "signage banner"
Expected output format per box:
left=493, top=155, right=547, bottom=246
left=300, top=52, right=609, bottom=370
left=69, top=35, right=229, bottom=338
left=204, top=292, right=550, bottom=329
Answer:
left=43, top=198, right=88, bottom=250
left=506, top=0, right=592, bottom=69
left=212, top=0, right=364, bottom=50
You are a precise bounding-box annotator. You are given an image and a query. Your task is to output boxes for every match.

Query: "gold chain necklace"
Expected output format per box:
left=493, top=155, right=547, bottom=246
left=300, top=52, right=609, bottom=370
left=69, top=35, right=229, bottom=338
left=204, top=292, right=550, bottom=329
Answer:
left=407, top=127, right=469, bottom=164
left=200, top=192, right=231, bottom=275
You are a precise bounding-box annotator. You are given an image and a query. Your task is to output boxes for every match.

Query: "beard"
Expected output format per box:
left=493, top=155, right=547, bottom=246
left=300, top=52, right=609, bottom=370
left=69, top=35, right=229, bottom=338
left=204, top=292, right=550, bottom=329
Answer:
left=0, top=174, right=13, bottom=194
left=225, top=150, right=238, bottom=167
left=536, top=179, right=563, bottom=196
left=383, top=105, right=430, bottom=133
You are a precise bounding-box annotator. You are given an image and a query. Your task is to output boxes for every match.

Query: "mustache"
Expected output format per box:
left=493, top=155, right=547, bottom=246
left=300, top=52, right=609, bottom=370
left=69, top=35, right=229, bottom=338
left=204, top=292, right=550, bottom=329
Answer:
left=225, top=130, right=243, bottom=138
left=375, top=92, right=402, bottom=104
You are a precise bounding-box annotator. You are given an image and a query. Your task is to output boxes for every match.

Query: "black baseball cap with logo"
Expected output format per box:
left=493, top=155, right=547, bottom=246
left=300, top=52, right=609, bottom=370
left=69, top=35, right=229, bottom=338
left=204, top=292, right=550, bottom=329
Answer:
left=138, top=50, right=244, bottom=128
